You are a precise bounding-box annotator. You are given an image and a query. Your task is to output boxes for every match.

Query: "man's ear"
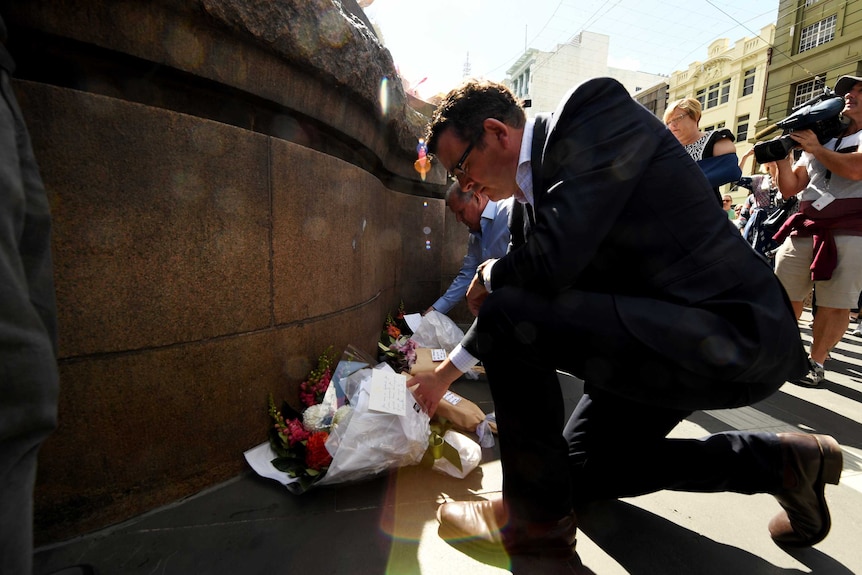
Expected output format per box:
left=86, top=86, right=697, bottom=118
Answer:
left=483, top=118, right=511, bottom=148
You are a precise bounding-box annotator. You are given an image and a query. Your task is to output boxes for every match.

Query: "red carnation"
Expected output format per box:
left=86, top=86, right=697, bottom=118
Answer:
left=305, top=432, right=332, bottom=471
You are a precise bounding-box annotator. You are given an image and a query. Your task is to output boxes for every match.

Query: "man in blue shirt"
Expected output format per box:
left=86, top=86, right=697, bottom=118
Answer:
left=425, top=182, right=512, bottom=315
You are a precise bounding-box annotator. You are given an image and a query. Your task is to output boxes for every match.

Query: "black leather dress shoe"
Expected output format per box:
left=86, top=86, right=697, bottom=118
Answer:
left=437, top=494, right=577, bottom=558
left=769, top=432, right=842, bottom=547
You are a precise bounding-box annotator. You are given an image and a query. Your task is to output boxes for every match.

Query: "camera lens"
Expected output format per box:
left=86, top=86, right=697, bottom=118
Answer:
left=754, top=136, right=795, bottom=164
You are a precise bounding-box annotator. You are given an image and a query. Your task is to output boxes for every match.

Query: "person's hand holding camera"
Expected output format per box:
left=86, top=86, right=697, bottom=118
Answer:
left=788, top=129, right=823, bottom=154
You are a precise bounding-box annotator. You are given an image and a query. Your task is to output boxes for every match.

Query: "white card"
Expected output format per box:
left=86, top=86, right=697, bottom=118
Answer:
left=368, top=369, right=407, bottom=416
left=442, top=390, right=462, bottom=405
left=404, top=313, right=423, bottom=333
left=812, top=192, right=835, bottom=211
left=431, top=348, right=447, bottom=361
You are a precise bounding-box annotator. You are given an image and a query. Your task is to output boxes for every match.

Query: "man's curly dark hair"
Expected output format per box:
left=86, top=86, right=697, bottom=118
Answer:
left=425, top=80, right=526, bottom=157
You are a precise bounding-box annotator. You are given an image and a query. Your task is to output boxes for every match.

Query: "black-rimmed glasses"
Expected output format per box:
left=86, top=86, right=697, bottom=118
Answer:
left=448, top=139, right=476, bottom=181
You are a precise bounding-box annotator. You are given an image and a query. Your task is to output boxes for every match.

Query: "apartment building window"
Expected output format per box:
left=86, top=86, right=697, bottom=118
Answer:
left=799, top=15, right=836, bottom=53
left=707, top=83, right=720, bottom=108
left=737, top=114, right=750, bottom=141
left=696, top=88, right=706, bottom=108
left=741, top=68, right=756, bottom=96
left=704, top=79, right=731, bottom=109
left=793, top=76, right=826, bottom=107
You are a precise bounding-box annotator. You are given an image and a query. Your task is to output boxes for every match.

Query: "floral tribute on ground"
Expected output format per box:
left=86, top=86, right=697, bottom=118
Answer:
left=246, top=345, right=435, bottom=494
left=378, top=301, right=417, bottom=373
left=266, top=347, right=352, bottom=492
left=244, top=307, right=487, bottom=494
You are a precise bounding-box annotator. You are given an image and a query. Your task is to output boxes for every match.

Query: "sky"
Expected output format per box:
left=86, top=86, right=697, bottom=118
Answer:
left=361, top=0, right=781, bottom=100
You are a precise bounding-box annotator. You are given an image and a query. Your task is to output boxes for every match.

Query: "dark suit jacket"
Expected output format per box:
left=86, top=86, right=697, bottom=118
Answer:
left=473, top=77, right=806, bottom=384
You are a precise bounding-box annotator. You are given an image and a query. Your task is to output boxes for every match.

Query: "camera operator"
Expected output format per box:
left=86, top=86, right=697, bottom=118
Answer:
left=773, top=75, right=862, bottom=386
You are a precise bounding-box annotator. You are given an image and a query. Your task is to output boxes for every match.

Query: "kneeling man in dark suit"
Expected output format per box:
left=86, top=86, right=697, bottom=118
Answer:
left=408, top=77, right=842, bottom=567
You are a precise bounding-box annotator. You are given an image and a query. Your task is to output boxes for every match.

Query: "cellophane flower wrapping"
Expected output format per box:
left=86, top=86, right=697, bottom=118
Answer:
left=431, top=429, right=482, bottom=479
left=244, top=345, right=430, bottom=494
left=318, top=360, right=430, bottom=486
left=409, top=310, right=478, bottom=380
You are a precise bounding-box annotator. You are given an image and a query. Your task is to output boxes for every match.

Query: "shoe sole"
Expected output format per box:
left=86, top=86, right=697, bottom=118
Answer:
left=791, top=375, right=823, bottom=388
left=437, top=523, right=577, bottom=560
left=817, top=435, right=843, bottom=486
left=807, top=435, right=843, bottom=547
left=779, top=435, right=843, bottom=548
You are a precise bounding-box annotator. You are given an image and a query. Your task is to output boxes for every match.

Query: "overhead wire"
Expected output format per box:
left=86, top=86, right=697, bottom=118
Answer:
left=480, top=0, right=794, bottom=82
left=478, top=0, right=854, bottom=105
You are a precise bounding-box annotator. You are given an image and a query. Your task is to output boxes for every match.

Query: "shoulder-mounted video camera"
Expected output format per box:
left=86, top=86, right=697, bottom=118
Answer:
left=753, top=88, right=849, bottom=164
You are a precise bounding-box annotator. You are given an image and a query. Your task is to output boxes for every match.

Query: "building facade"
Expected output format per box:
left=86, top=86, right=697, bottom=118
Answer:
left=505, top=30, right=667, bottom=118
left=633, top=82, right=670, bottom=119
left=667, top=25, right=776, bottom=176
left=757, top=0, right=862, bottom=145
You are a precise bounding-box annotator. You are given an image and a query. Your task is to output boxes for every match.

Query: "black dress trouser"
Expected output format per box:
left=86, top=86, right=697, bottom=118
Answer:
left=469, top=286, right=784, bottom=522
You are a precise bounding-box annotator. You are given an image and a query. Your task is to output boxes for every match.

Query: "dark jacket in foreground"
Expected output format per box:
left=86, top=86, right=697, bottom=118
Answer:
left=473, top=77, right=807, bottom=386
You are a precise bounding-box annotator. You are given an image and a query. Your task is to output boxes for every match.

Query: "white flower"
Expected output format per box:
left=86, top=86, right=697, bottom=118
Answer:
left=303, top=403, right=334, bottom=433
left=331, top=405, right=353, bottom=433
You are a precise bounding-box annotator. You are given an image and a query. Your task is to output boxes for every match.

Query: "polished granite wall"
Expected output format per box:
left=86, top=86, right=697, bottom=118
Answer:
left=0, top=0, right=462, bottom=542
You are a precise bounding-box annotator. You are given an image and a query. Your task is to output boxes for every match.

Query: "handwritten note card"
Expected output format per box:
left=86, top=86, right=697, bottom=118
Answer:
left=369, top=369, right=407, bottom=416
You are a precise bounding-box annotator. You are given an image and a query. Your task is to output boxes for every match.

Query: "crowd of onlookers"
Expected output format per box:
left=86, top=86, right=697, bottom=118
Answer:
left=663, top=81, right=862, bottom=388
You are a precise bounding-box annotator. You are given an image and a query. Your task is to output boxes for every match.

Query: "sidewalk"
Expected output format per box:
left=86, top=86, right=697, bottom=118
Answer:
left=34, top=310, right=862, bottom=574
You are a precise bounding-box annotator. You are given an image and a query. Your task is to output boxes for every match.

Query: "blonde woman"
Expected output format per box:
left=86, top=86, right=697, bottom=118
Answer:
left=665, top=97, right=741, bottom=203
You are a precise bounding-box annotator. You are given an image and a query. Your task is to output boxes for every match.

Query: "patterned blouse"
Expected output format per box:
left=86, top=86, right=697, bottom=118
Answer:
left=684, top=128, right=735, bottom=161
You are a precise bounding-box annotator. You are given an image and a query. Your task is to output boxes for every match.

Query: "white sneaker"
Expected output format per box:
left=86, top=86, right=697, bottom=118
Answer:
left=794, top=357, right=825, bottom=387
left=854, top=326, right=862, bottom=337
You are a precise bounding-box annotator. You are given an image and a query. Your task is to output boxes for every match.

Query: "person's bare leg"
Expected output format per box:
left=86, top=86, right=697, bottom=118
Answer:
left=810, top=307, right=850, bottom=365
left=791, top=301, right=804, bottom=320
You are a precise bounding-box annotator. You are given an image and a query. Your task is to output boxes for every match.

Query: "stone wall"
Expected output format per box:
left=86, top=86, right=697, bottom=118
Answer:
left=0, top=0, right=465, bottom=543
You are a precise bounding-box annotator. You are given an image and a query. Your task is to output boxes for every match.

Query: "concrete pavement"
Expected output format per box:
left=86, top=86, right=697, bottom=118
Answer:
left=33, top=309, right=862, bottom=574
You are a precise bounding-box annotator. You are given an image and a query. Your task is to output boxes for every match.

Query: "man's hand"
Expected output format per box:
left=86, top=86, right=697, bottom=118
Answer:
left=406, top=361, right=460, bottom=416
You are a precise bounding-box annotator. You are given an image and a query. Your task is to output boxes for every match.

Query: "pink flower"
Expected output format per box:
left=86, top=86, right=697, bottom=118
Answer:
left=284, top=418, right=311, bottom=447
left=392, top=337, right=417, bottom=366
left=300, top=367, right=332, bottom=407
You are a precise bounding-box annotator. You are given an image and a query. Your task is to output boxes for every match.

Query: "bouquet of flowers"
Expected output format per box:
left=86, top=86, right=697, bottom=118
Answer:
left=260, top=347, right=350, bottom=492
left=265, top=394, right=352, bottom=491
left=378, top=302, right=418, bottom=373
left=298, top=345, right=334, bottom=407
left=245, top=345, right=434, bottom=494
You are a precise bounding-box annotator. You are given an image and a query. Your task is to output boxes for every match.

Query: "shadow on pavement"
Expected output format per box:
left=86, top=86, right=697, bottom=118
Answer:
left=576, top=499, right=854, bottom=575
